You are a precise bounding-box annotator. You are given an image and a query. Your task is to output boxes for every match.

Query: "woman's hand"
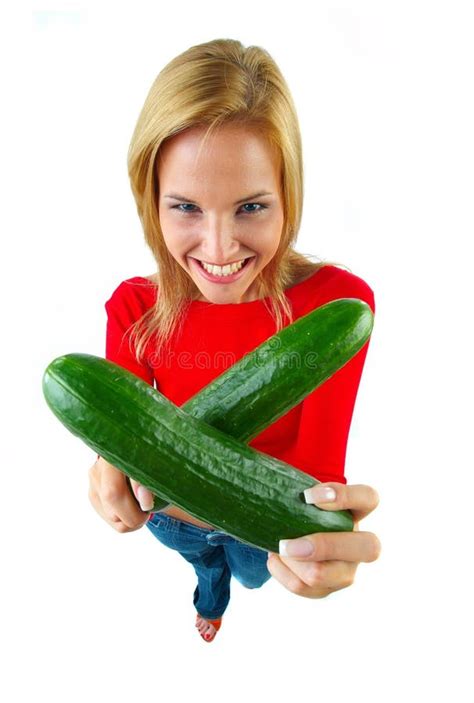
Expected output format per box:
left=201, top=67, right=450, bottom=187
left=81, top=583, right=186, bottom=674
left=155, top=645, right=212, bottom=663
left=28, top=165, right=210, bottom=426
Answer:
left=88, top=456, right=155, bottom=532
left=266, top=482, right=381, bottom=598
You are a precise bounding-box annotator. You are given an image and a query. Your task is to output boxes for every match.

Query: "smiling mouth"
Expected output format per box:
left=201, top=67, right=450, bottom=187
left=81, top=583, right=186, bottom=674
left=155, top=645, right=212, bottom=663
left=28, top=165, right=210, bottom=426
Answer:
left=191, top=256, right=253, bottom=267
left=189, top=255, right=255, bottom=281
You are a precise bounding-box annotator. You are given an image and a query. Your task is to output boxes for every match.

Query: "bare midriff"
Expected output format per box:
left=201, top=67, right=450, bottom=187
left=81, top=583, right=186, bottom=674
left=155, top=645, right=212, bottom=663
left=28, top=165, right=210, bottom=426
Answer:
left=158, top=504, right=216, bottom=531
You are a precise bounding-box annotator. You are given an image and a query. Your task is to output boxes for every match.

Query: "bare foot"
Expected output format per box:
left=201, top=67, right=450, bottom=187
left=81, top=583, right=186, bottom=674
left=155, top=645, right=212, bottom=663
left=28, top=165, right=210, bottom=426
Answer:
left=195, top=614, right=222, bottom=641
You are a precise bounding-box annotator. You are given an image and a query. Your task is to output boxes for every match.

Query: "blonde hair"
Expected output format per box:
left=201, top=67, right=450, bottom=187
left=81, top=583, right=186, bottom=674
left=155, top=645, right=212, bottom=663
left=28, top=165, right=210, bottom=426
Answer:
left=126, top=38, right=348, bottom=365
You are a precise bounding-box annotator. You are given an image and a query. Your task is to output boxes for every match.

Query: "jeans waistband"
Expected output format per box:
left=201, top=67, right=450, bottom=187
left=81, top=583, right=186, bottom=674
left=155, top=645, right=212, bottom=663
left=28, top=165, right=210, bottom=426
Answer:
left=152, top=511, right=236, bottom=544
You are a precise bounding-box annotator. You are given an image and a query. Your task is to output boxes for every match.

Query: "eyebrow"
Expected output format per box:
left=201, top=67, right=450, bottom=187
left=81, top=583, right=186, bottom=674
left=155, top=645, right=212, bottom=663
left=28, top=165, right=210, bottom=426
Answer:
left=164, top=191, right=273, bottom=205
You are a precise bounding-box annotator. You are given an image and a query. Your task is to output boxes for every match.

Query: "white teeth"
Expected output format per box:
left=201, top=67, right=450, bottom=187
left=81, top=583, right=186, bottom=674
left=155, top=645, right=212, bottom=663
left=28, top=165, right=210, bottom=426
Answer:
left=200, top=258, right=247, bottom=276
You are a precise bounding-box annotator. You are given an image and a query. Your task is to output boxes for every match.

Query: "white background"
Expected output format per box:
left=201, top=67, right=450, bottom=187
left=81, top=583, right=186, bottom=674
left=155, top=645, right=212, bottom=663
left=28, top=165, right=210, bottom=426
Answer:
left=2, top=1, right=473, bottom=701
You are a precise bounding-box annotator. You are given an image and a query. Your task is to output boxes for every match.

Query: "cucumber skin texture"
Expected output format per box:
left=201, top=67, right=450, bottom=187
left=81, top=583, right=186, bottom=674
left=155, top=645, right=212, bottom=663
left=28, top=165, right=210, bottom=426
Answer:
left=65, top=297, right=372, bottom=513
left=173, top=297, right=373, bottom=515
left=42, top=353, right=355, bottom=554
left=183, top=297, right=374, bottom=442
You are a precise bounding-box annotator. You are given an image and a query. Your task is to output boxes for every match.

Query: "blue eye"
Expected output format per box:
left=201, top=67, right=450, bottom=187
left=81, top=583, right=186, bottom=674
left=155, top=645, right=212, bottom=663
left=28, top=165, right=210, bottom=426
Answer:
left=172, top=202, right=268, bottom=215
left=175, top=203, right=196, bottom=213
left=241, top=203, right=267, bottom=214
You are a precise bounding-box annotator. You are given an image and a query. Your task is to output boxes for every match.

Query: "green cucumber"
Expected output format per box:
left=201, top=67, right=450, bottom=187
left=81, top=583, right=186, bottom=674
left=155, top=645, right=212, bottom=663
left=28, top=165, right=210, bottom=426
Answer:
left=43, top=352, right=353, bottom=553
left=42, top=296, right=373, bottom=553
left=183, top=297, right=374, bottom=441
left=152, top=297, right=373, bottom=511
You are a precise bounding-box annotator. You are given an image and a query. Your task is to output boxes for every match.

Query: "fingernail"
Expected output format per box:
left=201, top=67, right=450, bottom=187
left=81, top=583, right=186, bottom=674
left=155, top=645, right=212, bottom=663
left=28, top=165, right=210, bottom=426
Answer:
left=304, top=486, right=336, bottom=504
left=279, top=538, right=314, bottom=557
left=137, top=485, right=153, bottom=511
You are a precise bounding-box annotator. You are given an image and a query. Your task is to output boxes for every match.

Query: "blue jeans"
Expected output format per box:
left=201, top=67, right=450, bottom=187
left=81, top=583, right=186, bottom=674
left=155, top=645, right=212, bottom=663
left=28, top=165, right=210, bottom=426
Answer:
left=146, top=512, right=272, bottom=620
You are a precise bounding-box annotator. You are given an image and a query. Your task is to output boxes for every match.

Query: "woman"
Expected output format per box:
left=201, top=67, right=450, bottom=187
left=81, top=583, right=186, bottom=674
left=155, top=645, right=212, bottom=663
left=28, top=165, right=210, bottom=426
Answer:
left=88, top=38, right=381, bottom=643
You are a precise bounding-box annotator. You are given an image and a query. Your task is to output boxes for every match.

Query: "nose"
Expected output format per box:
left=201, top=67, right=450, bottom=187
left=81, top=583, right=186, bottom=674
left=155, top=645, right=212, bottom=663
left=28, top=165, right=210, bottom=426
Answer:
left=199, top=217, right=241, bottom=264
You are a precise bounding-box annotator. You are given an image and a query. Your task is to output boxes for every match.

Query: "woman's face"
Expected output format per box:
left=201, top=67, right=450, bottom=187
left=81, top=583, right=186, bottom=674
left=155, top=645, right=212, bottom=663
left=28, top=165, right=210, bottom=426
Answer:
left=157, top=123, right=285, bottom=304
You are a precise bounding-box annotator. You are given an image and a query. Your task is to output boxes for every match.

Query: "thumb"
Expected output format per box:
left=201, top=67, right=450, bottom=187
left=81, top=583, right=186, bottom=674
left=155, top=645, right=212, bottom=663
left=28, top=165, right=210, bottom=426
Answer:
left=130, top=479, right=154, bottom=512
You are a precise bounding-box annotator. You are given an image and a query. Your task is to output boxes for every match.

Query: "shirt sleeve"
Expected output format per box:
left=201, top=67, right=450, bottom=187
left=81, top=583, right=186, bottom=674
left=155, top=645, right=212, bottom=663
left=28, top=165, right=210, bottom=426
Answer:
left=104, top=281, right=155, bottom=386
left=292, top=280, right=376, bottom=485
left=96, top=281, right=154, bottom=463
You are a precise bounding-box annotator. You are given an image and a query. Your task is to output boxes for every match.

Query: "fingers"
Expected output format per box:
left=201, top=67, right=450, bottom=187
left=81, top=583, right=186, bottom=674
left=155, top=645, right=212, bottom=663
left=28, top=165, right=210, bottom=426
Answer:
left=101, top=469, right=151, bottom=529
left=267, top=553, right=357, bottom=598
left=304, top=482, right=380, bottom=523
left=279, top=529, right=382, bottom=563
left=129, top=478, right=154, bottom=512
left=88, top=458, right=151, bottom=532
left=267, top=478, right=383, bottom=598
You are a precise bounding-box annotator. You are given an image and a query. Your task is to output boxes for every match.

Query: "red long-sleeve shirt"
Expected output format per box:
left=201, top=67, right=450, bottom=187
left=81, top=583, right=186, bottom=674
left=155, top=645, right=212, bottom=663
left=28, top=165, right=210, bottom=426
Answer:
left=104, top=264, right=375, bottom=485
